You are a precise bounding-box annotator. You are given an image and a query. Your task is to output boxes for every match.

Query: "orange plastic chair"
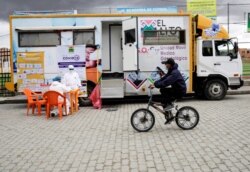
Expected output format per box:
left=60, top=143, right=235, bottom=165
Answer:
left=23, top=88, right=47, bottom=116
left=74, top=88, right=80, bottom=112
left=69, top=88, right=80, bottom=114
left=43, top=91, right=67, bottom=120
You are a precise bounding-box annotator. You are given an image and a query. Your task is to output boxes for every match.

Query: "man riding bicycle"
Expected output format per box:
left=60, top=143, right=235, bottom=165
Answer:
left=150, top=58, right=186, bottom=111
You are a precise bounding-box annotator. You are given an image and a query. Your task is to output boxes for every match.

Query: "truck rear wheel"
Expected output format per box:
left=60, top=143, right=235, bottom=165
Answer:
left=204, top=79, right=227, bottom=100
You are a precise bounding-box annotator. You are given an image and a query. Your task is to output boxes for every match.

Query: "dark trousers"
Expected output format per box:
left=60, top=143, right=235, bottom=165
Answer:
left=160, top=88, right=183, bottom=105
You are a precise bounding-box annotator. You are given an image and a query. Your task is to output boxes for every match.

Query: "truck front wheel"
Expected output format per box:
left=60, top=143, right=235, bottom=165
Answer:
left=204, top=79, right=227, bottom=100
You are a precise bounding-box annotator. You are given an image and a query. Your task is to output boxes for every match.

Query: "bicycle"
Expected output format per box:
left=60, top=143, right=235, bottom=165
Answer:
left=131, top=88, right=199, bottom=132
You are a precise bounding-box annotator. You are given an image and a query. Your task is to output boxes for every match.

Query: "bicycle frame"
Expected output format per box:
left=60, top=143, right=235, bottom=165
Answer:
left=147, top=89, right=167, bottom=115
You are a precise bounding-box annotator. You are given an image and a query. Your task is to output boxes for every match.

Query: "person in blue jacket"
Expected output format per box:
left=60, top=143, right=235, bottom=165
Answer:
left=150, top=58, right=187, bottom=111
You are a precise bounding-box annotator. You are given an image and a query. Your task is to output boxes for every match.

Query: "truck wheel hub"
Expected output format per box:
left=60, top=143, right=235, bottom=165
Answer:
left=211, top=84, right=221, bottom=95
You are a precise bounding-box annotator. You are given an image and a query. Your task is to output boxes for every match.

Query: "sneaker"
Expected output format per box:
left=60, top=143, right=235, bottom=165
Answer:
left=51, top=112, right=56, bottom=117
left=164, top=104, right=174, bottom=111
left=62, top=113, right=68, bottom=116
left=164, top=116, right=174, bottom=125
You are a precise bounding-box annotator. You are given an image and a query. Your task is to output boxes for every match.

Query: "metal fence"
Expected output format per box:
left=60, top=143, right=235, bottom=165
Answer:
left=0, top=48, right=14, bottom=97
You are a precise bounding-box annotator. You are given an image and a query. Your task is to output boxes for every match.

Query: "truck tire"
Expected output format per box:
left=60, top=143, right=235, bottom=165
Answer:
left=204, top=79, right=227, bottom=100
left=79, top=83, right=95, bottom=106
left=79, top=97, right=92, bottom=106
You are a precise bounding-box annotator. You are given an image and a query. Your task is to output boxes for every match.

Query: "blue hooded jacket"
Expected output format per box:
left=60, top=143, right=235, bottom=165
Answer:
left=154, top=63, right=187, bottom=95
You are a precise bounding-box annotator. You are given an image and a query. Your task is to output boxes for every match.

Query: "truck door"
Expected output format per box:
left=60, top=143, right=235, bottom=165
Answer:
left=198, top=40, right=239, bottom=77
left=122, top=18, right=138, bottom=71
left=213, top=40, right=239, bottom=77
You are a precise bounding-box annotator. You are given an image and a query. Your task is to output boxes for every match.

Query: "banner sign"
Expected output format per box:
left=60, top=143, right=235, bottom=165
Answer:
left=17, top=52, right=44, bottom=92
left=117, top=7, right=177, bottom=13
left=187, top=0, right=216, bottom=18
left=137, top=16, right=190, bottom=90
left=57, top=45, right=87, bottom=97
left=138, top=17, right=190, bottom=71
left=57, top=45, right=86, bottom=80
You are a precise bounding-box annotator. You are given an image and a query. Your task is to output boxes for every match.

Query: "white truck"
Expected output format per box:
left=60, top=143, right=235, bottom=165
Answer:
left=7, top=13, right=243, bottom=104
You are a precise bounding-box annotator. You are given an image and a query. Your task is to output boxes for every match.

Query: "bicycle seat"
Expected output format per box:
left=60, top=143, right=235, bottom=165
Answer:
left=172, top=99, right=177, bottom=104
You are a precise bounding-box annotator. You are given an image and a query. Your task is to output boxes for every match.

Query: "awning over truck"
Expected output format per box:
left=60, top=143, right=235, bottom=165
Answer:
left=15, top=26, right=95, bottom=31
left=195, top=15, right=229, bottom=39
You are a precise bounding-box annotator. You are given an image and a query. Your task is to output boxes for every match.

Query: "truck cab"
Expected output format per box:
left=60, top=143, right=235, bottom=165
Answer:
left=194, top=15, right=244, bottom=100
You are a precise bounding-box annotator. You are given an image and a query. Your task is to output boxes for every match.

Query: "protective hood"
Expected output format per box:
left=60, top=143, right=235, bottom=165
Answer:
left=51, top=81, right=60, bottom=86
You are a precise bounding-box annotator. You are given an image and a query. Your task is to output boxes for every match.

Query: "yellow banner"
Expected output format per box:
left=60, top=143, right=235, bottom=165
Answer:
left=187, top=0, right=216, bottom=17
left=17, top=52, right=44, bottom=92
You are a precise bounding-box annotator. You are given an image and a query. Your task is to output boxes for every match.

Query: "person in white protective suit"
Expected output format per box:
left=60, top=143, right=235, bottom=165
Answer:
left=61, top=65, right=81, bottom=90
left=49, top=76, right=71, bottom=116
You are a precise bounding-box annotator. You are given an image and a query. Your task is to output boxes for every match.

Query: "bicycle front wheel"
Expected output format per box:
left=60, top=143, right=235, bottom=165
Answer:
left=175, top=106, right=199, bottom=130
left=131, top=108, right=155, bottom=132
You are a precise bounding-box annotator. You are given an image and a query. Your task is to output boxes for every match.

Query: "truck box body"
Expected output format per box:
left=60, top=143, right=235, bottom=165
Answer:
left=9, top=14, right=193, bottom=98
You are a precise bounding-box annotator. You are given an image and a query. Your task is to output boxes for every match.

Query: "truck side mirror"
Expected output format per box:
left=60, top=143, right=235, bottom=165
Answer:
left=228, top=53, right=234, bottom=61
left=228, top=53, right=237, bottom=61
left=234, top=42, right=238, bottom=53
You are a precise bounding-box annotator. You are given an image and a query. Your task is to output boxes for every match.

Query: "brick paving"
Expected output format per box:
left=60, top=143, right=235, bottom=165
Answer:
left=0, top=94, right=249, bottom=172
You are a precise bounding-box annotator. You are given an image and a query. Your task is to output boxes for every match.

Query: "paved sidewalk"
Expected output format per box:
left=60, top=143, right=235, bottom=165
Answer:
left=0, top=94, right=250, bottom=172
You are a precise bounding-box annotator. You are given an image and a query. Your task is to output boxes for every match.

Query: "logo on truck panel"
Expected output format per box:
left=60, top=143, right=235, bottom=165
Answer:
left=140, top=19, right=182, bottom=34
left=62, top=55, right=80, bottom=61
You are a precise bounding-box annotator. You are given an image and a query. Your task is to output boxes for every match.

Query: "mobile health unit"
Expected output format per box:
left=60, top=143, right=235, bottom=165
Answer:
left=8, top=13, right=243, bottom=104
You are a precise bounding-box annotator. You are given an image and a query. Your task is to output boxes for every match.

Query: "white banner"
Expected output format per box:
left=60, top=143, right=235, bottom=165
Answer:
left=138, top=17, right=190, bottom=72
left=57, top=45, right=87, bottom=97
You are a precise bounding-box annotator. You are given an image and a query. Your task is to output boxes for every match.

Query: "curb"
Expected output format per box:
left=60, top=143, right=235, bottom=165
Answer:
left=0, top=96, right=26, bottom=104
left=227, top=90, right=250, bottom=95
left=244, top=81, right=250, bottom=86
left=2, top=99, right=26, bottom=104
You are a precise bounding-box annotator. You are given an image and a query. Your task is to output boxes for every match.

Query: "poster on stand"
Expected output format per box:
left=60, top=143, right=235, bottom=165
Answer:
left=17, top=52, right=44, bottom=92
left=57, top=45, right=87, bottom=97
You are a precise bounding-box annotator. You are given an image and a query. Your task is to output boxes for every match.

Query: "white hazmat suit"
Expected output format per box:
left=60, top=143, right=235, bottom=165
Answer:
left=49, top=81, right=71, bottom=115
left=62, top=65, right=81, bottom=90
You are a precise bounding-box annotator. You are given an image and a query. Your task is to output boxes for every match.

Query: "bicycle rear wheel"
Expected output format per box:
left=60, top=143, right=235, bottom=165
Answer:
left=131, top=108, right=155, bottom=132
left=175, top=106, right=199, bottom=130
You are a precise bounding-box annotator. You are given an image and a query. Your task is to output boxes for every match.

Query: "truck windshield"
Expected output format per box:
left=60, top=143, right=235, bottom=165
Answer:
left=215, top=40, right=236, bottom=57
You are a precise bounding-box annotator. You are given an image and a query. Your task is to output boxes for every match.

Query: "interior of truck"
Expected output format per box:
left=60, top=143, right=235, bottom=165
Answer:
left=101, top=21, right=124, bottom=98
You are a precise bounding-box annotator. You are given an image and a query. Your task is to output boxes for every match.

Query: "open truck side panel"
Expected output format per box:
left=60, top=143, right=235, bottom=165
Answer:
left=122, top=16, right=192, bottom=96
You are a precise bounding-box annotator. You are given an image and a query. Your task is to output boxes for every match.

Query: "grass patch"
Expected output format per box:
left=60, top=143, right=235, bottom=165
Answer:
left=243, top=59, right=250, bottom=76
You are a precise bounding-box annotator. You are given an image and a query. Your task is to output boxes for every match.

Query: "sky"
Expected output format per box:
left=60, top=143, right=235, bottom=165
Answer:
left=1, top=0, right=250, bottom=48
